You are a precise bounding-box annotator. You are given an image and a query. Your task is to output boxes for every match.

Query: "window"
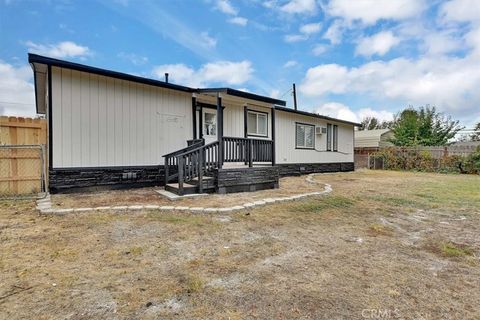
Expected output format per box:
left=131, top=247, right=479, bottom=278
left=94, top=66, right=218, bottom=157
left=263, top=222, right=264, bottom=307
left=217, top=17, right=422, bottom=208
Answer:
left=204, top=112, right=216, bottom=136
left=333, top=125, right=338, bottom=151
left=296, top=123, right=315, bottom=149
left=327, top=123, right=332, bottom=151
left=247, top=111, right=268, bottom=136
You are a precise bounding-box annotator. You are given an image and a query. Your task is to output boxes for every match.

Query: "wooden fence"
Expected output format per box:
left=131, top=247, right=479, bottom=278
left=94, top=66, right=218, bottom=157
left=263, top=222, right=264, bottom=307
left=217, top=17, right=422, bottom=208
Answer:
left=0, top=116, right=47, bottom=196
left=0, top=116, right=47, bottom=145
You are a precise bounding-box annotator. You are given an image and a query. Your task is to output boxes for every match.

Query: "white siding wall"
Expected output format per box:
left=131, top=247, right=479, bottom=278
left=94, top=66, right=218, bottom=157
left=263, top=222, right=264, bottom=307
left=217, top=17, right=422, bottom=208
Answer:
left=51, top=67, right=192, bottom=168
left=275, top=111, right=354, bottom=164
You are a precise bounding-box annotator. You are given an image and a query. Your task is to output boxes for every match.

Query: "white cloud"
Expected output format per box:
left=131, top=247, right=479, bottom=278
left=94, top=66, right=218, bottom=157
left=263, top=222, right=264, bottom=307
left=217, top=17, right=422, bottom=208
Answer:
left=0, top=62, right=36, bottom=117
left=280, top=0, right=317, bottom=14
left=325, top=0, right=425, bottom=25
left=285, top=22, right=322, bottom=43
left=215, top=1, right=247, bottom=27
left=117, top=52, right=148, bottom=65
left=201, top=61, right=253, bottom=85
left=284, top=34, right=308, bottom=43
left=315, top=102, right=394, bottom=123
left=152, top=60, right=253, bottom=88
left=465, top=26, right=480, bottom=55
left=228, top=16, right=248, bottom=26
left=270, top=89, right=280, bottom=98
left=355, top=31, right=400, bottom=56
left=263, top=0, right=276, bottom=9
left=26, top=41, right=91, bottom=59
left=439, top=0, right=480, bottom=23
left=312, top=44, right=328, bottom=56
left=300, top=64, right=349, bottom=96
left=300, top=22, right=322, bottom=35
left=200, top=32, right=217, bottom=48
left=152, top=64, right=196, bottom=86
left=323, top=19, right=345, bottom=44
left=422, top=31, right=463, bottom=55
left=316, top=102, right=358, bottom=122
left=300, top=54, right=480, bottom=114
left=283, top=60, right=298, bottom=68
left=215, top=0, right=237, bottom=15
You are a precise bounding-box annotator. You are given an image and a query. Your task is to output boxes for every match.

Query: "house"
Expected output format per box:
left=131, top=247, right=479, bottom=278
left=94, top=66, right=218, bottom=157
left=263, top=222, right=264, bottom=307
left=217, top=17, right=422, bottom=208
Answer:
left=29, top=54, right=360, bottom=195
left=354, top=129, right=393, bottom=168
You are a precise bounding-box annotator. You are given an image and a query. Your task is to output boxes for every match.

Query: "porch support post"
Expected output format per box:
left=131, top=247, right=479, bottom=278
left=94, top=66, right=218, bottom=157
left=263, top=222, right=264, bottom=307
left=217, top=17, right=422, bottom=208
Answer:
left=192, top=95, right=197, bottom=140
left=271, top=107, right=276, bottom=166
left=217, top=94, right=224, bottom=168
left=243, top=105, right=248, bottom=138
left=243, top=104, right=248, bottom=165
left=199, top=103, right=203, bottom=140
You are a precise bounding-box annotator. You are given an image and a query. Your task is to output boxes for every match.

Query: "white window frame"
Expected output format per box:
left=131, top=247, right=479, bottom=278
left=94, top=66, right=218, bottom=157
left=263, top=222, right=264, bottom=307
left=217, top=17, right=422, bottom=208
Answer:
left=247, top=110, right=268, bottom=137
left=295, top=123, right=315, bottom=149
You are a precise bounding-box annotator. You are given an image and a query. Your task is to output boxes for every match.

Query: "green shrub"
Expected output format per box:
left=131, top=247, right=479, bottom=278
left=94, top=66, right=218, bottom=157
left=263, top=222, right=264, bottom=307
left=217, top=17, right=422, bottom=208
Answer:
left=371, top=146, right=480, bottom=174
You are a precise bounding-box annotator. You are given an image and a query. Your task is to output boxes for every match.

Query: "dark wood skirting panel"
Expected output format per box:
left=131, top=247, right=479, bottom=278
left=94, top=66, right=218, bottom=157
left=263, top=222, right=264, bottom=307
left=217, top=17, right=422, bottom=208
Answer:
left=277, top=162, right=354, bottom=176
left=49, top=166, right=165, bottom=193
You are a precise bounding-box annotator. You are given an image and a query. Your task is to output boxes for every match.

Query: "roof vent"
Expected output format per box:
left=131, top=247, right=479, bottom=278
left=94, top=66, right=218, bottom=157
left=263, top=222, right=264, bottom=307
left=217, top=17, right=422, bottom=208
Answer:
left=165, top=73, right=169, bottom=83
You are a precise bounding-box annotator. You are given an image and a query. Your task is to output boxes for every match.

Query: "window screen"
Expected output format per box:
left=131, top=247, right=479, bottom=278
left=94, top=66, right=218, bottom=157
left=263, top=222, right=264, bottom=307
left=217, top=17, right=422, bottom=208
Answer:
left=296, top=123, right=314, bottom=148
left=247, top=111, right=268, bottom=136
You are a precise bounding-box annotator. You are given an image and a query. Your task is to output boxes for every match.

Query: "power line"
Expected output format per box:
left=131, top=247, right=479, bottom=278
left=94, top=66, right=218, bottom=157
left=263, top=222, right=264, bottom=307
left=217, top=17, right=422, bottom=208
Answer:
left=279, top=88, right=293, bottom=99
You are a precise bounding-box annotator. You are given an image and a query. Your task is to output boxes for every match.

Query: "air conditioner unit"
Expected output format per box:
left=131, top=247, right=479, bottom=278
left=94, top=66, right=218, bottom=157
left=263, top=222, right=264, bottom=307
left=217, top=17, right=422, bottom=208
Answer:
left=315, top=126, right=327, bottom=135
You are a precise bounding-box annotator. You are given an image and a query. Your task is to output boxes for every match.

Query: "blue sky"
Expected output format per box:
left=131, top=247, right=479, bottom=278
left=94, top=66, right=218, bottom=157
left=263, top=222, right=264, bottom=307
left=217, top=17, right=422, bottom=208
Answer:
left=1, top=0, right=479, bottom=128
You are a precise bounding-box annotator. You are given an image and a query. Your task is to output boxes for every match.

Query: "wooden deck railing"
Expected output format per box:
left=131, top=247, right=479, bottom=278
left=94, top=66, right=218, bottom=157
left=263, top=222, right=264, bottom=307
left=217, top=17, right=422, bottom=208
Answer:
left=163, top=136, right=273, bottom=195
left=223, top=136, right=273, bottom=166
left=163, top=139, right=204, bottom=185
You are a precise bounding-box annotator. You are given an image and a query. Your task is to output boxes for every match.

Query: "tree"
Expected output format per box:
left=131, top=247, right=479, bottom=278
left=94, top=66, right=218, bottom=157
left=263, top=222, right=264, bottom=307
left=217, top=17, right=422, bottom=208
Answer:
left=389, top=105, right=463, bottom=146
left=360, top=116, right=393, bottom=130
left=471, top=122, right=480, bottom=141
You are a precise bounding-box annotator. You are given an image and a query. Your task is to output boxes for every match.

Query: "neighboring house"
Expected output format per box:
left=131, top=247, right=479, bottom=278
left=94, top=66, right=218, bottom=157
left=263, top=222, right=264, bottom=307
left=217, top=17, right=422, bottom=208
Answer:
left=354, top=129, right=393, bottom=169
left=29, top=54, right=360, bottom=194
left=355, top=129, right=393, bottom=149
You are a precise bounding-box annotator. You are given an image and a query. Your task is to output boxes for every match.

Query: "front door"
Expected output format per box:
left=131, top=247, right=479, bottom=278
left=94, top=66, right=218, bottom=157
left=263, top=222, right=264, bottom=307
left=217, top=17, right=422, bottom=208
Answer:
left=203, top=109, right=217, bottom=144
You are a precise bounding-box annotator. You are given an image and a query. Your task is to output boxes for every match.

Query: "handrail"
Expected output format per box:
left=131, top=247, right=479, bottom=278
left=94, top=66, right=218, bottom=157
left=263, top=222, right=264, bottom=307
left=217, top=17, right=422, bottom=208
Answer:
left=163, top=139, right=204, bottom=158
left=175, top=140, right=219, bottom=158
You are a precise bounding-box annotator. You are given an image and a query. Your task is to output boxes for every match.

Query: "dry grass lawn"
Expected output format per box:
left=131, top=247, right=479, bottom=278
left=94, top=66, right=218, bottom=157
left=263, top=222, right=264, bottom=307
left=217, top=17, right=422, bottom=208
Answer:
left=1, top=170, right=479, bottom=319
left=49, top=175, right=322, bottom=209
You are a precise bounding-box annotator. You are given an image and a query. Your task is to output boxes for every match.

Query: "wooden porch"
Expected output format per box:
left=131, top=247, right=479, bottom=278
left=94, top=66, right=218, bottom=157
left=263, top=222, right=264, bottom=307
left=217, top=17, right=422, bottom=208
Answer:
left=163, top=136, right=276, bottom=195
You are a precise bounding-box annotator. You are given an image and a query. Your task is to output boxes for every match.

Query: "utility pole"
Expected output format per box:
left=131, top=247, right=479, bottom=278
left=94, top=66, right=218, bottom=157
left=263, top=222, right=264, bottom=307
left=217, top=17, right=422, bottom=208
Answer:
left=292, top=83, right=297, bottom=110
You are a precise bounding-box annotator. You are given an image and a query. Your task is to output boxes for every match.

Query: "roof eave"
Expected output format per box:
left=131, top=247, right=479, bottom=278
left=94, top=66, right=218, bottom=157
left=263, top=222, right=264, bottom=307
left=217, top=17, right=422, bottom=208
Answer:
left=275, top=106, right=362, bottom=127
left=28, top=53, right=194, bottom=94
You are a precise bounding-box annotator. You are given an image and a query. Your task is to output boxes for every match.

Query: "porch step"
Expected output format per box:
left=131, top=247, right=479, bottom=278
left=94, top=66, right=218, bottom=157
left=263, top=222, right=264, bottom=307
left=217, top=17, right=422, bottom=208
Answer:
left=165, top=183, right=198, bottom=195
left=165, top=180, right=216, bottom=195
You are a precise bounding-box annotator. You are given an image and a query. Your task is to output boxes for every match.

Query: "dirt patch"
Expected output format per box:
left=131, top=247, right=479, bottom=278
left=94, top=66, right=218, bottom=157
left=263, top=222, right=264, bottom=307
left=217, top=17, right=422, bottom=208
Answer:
left=50, top=175, right=323, bottom=209
left=1, top=170, right=480, bottom=319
